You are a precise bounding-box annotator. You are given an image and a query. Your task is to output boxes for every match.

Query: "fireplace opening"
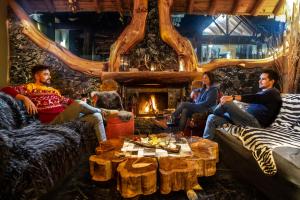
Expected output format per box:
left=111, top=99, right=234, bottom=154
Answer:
left=138, top=92, right=168, bottom=116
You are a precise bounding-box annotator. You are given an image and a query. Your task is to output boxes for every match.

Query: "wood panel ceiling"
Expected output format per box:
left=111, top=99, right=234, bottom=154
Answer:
left=16, top=0, right=285, bottom=16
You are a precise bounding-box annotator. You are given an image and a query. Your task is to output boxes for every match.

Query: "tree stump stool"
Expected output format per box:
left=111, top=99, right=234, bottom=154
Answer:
left=159, top=157, right=198, bottom=194
left=117, top=157, right=158, bottom=198
left=89, top=139, right=125, bottom=181
left=188, top=138, right=219, bottom=176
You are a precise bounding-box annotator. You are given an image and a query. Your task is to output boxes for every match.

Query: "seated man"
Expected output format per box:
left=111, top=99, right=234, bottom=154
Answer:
left=170, top=72, right=219, bottom=131
left=203, top=69, right=282, bottom=140
left=1, top=64, right=106, bottom=143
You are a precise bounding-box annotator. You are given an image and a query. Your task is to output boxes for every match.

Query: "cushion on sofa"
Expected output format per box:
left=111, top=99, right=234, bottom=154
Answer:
left=273, top=146, right=300, bottom=187
left=273, top=147, right=300, bottom=169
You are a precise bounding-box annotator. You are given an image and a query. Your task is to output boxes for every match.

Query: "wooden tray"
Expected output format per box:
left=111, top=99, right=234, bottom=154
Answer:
left=126, top=139, right=181, bottom=153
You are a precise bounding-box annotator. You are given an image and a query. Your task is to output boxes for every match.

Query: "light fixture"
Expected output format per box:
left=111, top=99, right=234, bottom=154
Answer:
left=68, top=0, right=79, bottom=13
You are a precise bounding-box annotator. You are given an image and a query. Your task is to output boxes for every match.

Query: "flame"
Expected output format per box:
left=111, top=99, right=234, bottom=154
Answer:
left=150, top=95, right=157, bottom=111
left=141, top=95, right=158, bottom=114
left=144, top=102, right=150, bottom=113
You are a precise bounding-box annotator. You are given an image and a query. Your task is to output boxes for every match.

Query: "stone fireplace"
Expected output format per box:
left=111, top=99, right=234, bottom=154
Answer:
left=105, top=0, right=199, bottom=117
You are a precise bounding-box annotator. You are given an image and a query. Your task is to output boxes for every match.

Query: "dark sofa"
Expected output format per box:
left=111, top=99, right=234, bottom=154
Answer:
left=0, top=92, right=98, bottom=200
left=215, top=94, right=300, bottom=200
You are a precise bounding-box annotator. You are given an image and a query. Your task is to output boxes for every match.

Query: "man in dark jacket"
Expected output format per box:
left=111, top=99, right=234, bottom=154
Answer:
left=203, top=69, right=282, bottom=139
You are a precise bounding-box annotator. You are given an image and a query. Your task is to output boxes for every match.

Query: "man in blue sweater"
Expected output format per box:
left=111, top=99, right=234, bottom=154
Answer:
left=203, top=69, right=282, bottom=139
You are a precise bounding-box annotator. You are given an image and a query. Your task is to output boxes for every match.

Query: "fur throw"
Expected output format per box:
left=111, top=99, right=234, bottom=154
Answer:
left=0, top=92, right=97, bottom=200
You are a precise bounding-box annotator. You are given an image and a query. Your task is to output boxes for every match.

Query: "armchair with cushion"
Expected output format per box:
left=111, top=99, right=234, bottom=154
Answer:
left=92, top=91, right=134, bottom=139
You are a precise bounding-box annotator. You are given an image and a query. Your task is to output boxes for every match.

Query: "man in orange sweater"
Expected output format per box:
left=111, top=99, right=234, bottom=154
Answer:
left=1, top=65, right=106, bottom=143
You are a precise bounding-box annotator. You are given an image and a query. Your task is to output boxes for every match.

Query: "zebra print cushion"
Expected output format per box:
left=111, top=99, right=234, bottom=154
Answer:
left=221, top=94, right=300, bottom=175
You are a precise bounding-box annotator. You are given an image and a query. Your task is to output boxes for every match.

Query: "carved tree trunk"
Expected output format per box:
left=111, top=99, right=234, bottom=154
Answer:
left=117, top=157, right=158, bottom=198
left=108, top=0, right=148, bottom=72
left=89, top=139, right=125, bottom=181
left=281, top=0, right=300, bottom=93
left=158, top=0, right=199, bottom=72
left=199, top=56, right=283, bottom=73
left=188, top=138, right=219, bottom=177
left=9, top=0, right=106, bottom=76
left=159, top=157, right=198, bottom=194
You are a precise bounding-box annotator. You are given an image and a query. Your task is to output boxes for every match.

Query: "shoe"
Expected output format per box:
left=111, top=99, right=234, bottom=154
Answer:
left=166, top=116, right=176, bottom=126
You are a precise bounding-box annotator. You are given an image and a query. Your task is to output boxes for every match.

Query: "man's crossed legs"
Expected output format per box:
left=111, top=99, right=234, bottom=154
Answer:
left=172, top=102, right=209, bottom=131
left=203, top=102, right=261, bottom=139
left=50, top=101, right=106, bottom=142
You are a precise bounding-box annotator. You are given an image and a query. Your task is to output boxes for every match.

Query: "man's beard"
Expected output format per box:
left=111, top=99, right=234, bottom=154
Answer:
left=41, top=79, right=51, bottom=85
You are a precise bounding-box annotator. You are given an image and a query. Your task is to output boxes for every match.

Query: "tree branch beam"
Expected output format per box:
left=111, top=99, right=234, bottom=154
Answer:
left=273, top=0, right=285, bottom=16
left=251, top=0, right=266, bottom=16
left=208, top=0, right=217, bottom=15
left=186, top=0, right=194, bottom=14
left=231, top=0, right=242, bottom=14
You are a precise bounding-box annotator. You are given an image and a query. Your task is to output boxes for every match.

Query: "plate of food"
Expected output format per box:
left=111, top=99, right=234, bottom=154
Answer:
left=126, top=135, right=181, bottom=153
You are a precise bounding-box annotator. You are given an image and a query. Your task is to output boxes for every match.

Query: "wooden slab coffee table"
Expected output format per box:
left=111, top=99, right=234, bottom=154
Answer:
left=89, top=135, right=218, bottom=199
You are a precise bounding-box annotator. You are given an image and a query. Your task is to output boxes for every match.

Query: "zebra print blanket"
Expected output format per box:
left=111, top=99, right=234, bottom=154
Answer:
left=221, top=94, right=300, bottom=175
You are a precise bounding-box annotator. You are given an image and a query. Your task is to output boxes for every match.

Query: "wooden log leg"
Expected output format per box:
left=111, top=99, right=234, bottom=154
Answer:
left=92, top=139, right=127, bottom=180
left=117, top=157, right=158, bottom=198
left=89, top=155, right=112, bottom=181
left=189, top=138, right=219, bottom=176
left=159, top=157, right=199, bottom=194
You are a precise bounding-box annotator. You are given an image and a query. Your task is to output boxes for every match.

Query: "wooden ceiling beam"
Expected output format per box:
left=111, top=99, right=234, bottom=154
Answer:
left=117, top=0, right=124, bottom=13
left=43, top=0, right=55, bottom=13
left=251, top=0, right=266, bottom=16
left=231, top=0, right=242, bottom=15
left=186, top=0, right=194, bottom=14
left=96, top=0, right=103, bottom=13
left=15, top=0, right=281, bottom=15
left=208, top=0, right=217, bottom=15
left=273, top=0, right=285, bottom=16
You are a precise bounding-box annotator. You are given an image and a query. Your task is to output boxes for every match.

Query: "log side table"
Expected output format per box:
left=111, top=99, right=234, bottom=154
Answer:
left=89, top=137, right=218, bottom=199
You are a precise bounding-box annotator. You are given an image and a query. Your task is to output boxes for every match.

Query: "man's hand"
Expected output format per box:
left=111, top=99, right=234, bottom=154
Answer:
left=220, top=95, right=234, bottom=105
left=16, top=94, right=38, bottom=115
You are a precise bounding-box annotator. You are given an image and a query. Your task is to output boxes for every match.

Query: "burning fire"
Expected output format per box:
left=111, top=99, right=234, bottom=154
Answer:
left=142, top=95, right=158, bottom=114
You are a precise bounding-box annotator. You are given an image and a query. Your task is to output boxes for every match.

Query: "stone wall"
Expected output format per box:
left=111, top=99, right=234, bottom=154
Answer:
left=214, top=67, right=264, bottom=95
left=8, top=11, right=99, bottom=99
left=127, top=0, right=178, bottom=71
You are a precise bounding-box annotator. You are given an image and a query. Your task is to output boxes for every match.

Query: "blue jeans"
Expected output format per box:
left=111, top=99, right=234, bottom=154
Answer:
left=203, top=102, right=261, bottom=139
left=50, top=101, right=106, bottom=142
left=172, top=102, right=210, bottom=131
